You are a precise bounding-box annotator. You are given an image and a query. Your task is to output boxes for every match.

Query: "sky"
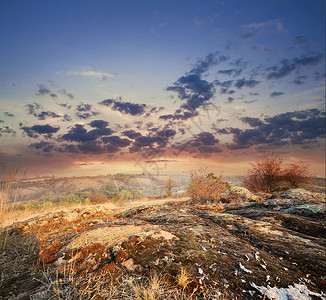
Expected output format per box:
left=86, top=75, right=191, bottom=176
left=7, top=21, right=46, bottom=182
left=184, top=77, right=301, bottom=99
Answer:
left=0, top=0, right=325, bottom=178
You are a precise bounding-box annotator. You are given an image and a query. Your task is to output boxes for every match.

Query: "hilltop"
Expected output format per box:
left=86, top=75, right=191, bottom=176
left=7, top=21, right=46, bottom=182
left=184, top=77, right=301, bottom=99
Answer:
left=1, top=189, right=325, bottom=299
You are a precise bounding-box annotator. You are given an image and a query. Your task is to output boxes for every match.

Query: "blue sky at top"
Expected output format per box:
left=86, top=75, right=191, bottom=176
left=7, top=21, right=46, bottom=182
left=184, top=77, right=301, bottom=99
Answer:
left=0, top=0, right=325, bottom=176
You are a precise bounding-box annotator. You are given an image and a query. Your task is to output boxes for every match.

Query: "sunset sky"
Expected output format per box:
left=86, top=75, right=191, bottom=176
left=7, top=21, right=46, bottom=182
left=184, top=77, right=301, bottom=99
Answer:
left=0, top=0, right=325, bottom=178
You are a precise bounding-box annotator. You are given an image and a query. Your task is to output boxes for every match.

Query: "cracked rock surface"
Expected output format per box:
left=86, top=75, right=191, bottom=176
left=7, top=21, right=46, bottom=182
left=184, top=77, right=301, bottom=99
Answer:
left=1, top=196, right=325, bottom=299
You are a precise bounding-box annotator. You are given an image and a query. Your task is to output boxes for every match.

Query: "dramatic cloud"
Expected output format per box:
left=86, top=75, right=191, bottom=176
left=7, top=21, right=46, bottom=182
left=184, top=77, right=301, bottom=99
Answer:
left=266, top=53, right=324, bottom=80
left=217, top=109, right=325, bottom=149
left=99, top=98, right=148, bottom=116
left=160, top=52, right=228, bottom=121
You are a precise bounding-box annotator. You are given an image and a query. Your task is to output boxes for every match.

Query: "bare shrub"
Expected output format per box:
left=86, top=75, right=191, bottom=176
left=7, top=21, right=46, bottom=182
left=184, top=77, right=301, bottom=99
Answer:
left=88, top=190, right=107, bottom=204
left=187, top=168, right=229, bottom=203
left=243, top=153, right=312, bottom=193
left=165, top=177, right=176, bottom=198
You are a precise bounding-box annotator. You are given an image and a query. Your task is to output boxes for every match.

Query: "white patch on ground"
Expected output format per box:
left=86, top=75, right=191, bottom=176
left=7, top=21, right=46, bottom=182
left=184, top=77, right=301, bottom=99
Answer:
left=239, top=262, right=252, bottom=273
left=251, top=282, right=326, bottom=300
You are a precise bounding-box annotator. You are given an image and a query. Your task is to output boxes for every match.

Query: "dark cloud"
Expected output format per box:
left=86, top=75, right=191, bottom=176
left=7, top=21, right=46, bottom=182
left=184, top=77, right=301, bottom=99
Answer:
left=62, top=114, right=72, bottom=122
left=99, top=98, right=147, bottom=116
left=266, top=53, right=324, bottom=80
left=160, top=52, right=229, bottom=121
left=163, top=74, right=215, bottom=120
left=172, top=132, right=221, bottom=156
left=189, top=52, right=228, bottom=74
left=4, top=112, right=15, bottom=117
left=270, top=91, right=284, bottom=97
left=30, top=141, right=55, bottom=153
left=57, top=144, right=79, bottom=153
left=241, top=117, right=264, bottom=127
left=76, top=112, right=99, bottom=119
left=78, top=141, right=104, bottom=154
left=36, top=84, right=51, bottom=96
left=25, top=103, right=42, bottom=115
left=89, top=120, right=109, bottom=129
left=61, top=124, right=112, bottom=143
left=102, top=136, right=131, bottom=147
left=217, top=109, right=325, bottom=149
left=244, top=100, right=259, bottom=104
left=234, top=78, right=260, bottom=89
left=37, top=111, right=61, bottom=120
left=128, top=128, right=176, bottom=155
left=21, top=124, right=60, bottom=138
left=75, top=104, right=98, bottom=119
left=25, top=103, right=61, bottom=120
left=77, top=103, right=92, bottom=112
left=0, top=126, right=16, bottom=137
left=218, top=68, right=243, bottom=77
left=58, top=103, right=73, bottom=109
left=122, top=130, right=142, bottom=139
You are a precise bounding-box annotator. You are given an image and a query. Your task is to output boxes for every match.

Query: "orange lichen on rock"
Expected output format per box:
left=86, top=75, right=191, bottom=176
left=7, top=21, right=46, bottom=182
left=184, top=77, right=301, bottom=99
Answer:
left=39, top=243, right=63, bottom=264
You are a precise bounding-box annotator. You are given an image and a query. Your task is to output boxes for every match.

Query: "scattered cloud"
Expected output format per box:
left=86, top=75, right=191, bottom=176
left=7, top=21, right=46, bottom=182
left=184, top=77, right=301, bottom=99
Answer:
left=25, top=103, right=61, bottom=120
left=293, top=75, right=307, bottom=85
left=75, top=103, right=99, bottom=119
left=216, top=108, right=325, bottom=149
left=241, top=20, right=284, bottom=40
left=270, top=91, right=284, bottom=97
left=58, top=89, right=74, bottom=99
left=160, top=52, right=226, bottom=121
left=234, top=78, right=260, bottom=89
left=4, top=112, right=15, bottom=117
left=266, top=53, right=324, bottom=80
left=21, top=124, right=60, bottom=139
left=66, top=70, right=118, bottom=80
left=99, top=98, right=148, bottom=116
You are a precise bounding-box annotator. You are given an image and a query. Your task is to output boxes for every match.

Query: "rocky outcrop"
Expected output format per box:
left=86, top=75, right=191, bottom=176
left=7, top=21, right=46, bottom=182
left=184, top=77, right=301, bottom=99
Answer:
left=1, top=195, right=325, bottom=299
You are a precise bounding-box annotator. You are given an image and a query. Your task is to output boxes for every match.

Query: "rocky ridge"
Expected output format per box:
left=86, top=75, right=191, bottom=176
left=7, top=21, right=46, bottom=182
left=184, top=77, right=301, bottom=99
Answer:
left=0, top=190, right=325, bottom=299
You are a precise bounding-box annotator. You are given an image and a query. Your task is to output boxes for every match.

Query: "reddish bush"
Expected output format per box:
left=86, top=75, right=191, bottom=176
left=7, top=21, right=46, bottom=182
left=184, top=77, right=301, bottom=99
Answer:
left=243, top=153, right=311, bottom=193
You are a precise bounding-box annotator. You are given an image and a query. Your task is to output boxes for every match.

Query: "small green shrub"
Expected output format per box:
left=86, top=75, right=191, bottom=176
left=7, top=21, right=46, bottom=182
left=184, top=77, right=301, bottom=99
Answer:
left=187, top=168, right=229, bottom=203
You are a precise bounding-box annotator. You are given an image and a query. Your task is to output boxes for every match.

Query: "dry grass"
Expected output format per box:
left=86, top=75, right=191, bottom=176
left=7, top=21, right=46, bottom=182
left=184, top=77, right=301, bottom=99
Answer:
left=187, top=168, right=229, bottom=203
